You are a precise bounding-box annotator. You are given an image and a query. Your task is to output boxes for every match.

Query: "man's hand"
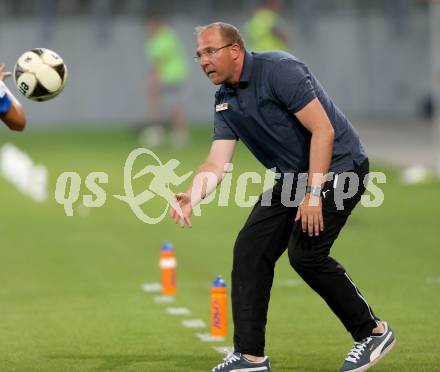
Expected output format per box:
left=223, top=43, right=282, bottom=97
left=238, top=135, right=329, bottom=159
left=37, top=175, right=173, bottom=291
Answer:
left=169, top=192, right=193, bottom=228
left=168, top=140, right=236, bottom=230
left=294, top=193, right=324, bottom=236
left=0, top=64, right=12, bottom=82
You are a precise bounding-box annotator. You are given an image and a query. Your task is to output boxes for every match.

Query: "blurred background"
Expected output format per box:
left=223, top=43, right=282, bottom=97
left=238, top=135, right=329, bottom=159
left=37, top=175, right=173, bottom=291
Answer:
left=0, top=1, right=439, bottom=371
left=1, top=0, right=439, bottom=171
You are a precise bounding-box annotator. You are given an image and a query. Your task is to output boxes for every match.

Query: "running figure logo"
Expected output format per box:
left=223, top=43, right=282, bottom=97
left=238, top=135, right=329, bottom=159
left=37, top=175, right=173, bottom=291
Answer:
left=114, top=148, right=193, bottom=224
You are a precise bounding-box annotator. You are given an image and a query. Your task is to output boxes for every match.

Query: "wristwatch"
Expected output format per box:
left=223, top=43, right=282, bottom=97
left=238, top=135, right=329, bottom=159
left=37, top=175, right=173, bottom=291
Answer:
left=306, top=185, right=322, bottom=197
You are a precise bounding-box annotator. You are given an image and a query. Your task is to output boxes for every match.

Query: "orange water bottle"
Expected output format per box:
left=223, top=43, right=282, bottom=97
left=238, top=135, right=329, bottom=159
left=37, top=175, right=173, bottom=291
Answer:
left=160, top=242, right=176, bottom=296
left=211, top=275, right=227, bottom=337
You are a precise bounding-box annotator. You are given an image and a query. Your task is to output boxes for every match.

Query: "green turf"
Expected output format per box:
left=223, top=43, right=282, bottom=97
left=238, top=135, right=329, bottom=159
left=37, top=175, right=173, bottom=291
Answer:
left=0, top=127, right=439, bottom=371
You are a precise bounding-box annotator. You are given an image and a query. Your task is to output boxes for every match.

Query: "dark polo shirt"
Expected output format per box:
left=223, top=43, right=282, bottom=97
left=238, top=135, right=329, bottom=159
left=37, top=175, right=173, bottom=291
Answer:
left=213, top=50, right=367, bottom=175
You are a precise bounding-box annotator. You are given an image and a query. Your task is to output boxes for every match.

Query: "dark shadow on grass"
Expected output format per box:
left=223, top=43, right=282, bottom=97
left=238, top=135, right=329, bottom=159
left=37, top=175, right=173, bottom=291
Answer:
left=47, top=353, right=211, bottom=371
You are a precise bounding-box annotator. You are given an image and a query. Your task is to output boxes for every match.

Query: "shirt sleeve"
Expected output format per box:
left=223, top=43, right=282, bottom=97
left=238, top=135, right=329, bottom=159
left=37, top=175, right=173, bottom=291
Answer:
left=0, top=85, right=11, bottom=115
left=271, top=59, right=317, bottom=114
left=213, top=110, right=239, bottom=141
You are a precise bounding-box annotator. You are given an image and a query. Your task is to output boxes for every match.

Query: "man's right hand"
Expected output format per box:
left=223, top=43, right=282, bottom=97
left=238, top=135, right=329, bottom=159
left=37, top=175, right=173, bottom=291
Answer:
left=169, top=140, right=237, bottom=229
left=170, top=192, right=193, bottom=228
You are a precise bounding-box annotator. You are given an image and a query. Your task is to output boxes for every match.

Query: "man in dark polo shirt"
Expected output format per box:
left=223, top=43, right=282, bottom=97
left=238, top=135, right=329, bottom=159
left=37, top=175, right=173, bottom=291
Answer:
left=170, top=22, right=395, bottom=372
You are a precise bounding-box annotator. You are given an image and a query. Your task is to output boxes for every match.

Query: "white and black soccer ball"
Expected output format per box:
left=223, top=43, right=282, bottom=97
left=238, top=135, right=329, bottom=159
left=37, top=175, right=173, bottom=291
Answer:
left=14, top=48, right=67, bottom=102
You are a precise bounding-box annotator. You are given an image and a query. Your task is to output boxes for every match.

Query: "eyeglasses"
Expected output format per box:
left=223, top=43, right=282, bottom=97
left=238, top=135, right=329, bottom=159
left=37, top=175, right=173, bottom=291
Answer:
left=193, top=43, right=234, bottom=63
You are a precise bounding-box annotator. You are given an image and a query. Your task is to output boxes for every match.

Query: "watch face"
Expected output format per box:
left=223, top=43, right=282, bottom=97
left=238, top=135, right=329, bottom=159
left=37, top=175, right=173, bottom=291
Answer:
left=307, top=186, right=322, bottom=197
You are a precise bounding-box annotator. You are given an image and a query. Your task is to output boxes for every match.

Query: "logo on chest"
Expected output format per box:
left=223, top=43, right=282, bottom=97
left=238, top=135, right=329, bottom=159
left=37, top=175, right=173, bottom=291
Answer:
left=215, top=103, right=229, bottom=112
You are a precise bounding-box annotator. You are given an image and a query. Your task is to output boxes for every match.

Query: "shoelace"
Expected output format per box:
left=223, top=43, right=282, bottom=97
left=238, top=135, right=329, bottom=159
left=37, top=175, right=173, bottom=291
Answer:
left=345, top=337, right=372, bottom=363
left=213, top=351, right=241, bottom=371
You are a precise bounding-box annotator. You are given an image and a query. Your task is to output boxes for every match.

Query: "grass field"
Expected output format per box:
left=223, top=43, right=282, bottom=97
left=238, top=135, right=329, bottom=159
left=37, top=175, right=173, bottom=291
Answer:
left=0, top=127, right=439, bottom=371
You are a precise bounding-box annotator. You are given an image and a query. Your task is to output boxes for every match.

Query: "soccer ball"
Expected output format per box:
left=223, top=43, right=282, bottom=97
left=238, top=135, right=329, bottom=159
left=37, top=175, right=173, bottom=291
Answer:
left=14, top=48, right=67, bottom=102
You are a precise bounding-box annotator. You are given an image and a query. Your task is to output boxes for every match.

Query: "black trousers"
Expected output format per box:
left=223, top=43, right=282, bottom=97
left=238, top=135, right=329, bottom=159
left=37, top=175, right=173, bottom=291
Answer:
left=231, top=160, right=379, bottom=356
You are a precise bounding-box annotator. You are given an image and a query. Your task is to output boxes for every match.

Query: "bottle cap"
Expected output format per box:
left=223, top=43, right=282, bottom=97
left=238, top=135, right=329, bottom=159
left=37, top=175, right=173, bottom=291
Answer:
left=212, top=275, right=227, bottom=288
left=161, top=242, right=174, bottom=251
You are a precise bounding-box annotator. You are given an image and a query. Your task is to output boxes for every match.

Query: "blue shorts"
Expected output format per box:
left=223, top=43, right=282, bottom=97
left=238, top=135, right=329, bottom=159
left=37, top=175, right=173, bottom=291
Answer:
left=0, top=87, right=11, bottom=115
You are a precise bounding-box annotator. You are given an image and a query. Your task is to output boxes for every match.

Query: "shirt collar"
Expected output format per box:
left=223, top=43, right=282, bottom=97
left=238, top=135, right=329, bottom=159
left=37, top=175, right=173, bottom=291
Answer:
left=238, top=50, right=253, bottom=87
left=220, top=50, right=253, bottom=94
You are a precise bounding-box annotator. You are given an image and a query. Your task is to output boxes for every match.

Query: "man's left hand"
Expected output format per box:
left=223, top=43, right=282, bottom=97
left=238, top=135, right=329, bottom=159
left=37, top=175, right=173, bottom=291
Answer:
left=295, top=193, right=324, bottom=236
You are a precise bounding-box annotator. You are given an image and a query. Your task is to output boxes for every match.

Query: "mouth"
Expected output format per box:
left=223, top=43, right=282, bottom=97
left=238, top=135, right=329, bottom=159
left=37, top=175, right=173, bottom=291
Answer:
left=206, top=70, right=216, bottom=78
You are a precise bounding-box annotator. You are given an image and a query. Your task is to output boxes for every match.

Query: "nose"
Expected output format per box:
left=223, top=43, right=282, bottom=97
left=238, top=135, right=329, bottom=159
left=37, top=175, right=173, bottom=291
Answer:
left=200, top=53, right=211, bottom=67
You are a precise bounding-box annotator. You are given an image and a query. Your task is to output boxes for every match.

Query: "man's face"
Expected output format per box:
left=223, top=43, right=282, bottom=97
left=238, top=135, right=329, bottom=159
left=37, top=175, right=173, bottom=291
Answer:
left=196, top=28, right=236, bottom=85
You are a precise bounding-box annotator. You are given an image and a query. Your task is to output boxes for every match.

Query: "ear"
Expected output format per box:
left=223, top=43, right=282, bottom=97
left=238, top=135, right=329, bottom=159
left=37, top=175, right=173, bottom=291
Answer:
left=230, top=44, right=241, bottom=61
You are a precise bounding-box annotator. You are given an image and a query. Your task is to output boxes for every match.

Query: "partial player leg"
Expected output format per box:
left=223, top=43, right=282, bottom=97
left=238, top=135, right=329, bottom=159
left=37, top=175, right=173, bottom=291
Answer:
left=231, top=183, right=296, bottom=357
left=288, top=160, right=379, bottom=341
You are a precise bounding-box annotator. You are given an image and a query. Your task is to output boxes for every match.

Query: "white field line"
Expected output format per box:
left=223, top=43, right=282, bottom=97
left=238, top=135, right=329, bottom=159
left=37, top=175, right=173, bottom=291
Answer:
left=212, top=346, right=234, bottom=355
left=196, top=333, right=225, bottom=342
left=426, top=277, right=440, bottom=285
left=273, top=279, right=302, bottom=287
left=141, top=282, right=162, bottom=293
left=166, top=307, right=191, bottom=315
left=153, top=295, right=175, bottom=303
left=142, top=283, right=226, bottom=346
left=182, top=319, right=207, bottom=328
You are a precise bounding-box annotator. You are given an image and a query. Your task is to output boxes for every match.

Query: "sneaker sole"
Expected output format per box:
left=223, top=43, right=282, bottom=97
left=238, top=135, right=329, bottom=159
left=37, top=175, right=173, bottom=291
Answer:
left=343, top=338, right=396, bottom=372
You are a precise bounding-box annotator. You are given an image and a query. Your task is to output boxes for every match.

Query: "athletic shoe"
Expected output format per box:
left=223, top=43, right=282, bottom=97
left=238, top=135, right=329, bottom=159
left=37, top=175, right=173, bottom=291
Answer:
left=340, top=321, right=396, bottom=372
left=211, top=351, right=271, bottom=372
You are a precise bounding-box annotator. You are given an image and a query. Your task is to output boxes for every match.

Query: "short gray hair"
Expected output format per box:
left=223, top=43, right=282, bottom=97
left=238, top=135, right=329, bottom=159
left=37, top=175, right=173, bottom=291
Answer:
left=195, top=22, right=245, bottom=50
